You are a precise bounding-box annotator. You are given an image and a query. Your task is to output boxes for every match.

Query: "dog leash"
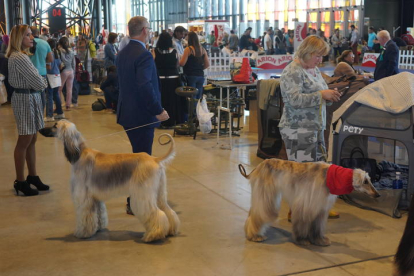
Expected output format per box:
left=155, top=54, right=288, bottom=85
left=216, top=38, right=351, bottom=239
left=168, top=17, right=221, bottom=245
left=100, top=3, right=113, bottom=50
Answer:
left=85, top=120, right=163, bottom=142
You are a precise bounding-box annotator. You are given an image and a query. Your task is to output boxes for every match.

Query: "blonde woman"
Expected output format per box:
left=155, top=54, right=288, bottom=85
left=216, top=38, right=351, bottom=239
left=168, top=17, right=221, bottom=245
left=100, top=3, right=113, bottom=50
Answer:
left=6, top=24, right=48, bottom=196
left=279, top=35, right=341, bottom=219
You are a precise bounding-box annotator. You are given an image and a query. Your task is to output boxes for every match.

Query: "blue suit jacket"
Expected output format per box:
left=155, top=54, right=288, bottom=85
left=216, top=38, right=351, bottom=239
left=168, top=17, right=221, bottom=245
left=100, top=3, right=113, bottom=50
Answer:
left=374, top=40, right=400, bottom=81
left=116, top=40, right=163, bottom=128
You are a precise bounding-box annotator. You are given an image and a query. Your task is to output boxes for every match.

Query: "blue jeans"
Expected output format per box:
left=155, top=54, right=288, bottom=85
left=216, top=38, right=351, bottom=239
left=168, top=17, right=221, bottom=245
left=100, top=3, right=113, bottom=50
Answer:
left=186, top=75, right=204, bottom=99
left=46, top=85, right=63, bottom=117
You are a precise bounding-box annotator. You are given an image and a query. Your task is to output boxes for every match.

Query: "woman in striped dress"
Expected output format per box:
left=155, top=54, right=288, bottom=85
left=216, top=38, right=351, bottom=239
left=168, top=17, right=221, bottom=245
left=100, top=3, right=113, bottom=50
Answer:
left=6, top=24, right=49, bottom=196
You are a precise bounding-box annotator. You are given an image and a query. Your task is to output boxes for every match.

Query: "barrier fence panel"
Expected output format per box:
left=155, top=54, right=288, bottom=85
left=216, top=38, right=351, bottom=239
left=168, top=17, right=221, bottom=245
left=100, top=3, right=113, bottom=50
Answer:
left=205, top=52, right=253, bottom=81
left=399, top=50, right=414, bottom=70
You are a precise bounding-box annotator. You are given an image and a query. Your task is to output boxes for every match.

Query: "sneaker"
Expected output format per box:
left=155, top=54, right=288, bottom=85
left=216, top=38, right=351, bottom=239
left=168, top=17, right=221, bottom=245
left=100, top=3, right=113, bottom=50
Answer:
left=54, top=114, right=65, bottom=119
left=44, top=117, right=55, bottom=122
left=328, top=210, right=340, bottom=219
left=72, top=103, right=78, bottom=108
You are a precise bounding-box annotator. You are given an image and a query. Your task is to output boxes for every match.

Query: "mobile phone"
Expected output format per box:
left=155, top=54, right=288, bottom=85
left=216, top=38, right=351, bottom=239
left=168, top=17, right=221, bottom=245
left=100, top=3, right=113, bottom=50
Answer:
left=338, top=86, right=349, bottom=96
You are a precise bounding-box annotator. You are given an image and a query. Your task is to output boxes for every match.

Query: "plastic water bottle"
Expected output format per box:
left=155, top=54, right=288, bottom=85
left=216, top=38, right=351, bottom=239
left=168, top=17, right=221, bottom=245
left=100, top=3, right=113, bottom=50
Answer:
left=393, top=172, right=403, bottom=189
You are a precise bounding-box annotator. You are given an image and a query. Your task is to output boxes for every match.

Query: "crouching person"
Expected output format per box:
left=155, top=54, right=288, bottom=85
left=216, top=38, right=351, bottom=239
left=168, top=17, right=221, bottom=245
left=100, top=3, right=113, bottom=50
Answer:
left=100, top=65, right=118, bottom=112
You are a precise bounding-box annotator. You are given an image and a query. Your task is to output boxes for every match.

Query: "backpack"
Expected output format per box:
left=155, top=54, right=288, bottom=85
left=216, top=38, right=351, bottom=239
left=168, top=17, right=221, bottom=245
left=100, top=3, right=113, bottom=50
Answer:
left=92, top=98, right=106, bottom=111
left=275, top=36, right=286, bottom=50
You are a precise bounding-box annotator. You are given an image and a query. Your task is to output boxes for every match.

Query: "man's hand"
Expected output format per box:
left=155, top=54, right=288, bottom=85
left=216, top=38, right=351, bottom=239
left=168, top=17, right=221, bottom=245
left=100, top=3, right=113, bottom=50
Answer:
left=156, top=109, right=169, bottom=121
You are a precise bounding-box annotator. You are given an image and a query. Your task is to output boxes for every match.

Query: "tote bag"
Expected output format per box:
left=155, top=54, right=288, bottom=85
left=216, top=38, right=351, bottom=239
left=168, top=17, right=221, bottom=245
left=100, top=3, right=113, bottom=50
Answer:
left=46, top=74, right=61, bottom=88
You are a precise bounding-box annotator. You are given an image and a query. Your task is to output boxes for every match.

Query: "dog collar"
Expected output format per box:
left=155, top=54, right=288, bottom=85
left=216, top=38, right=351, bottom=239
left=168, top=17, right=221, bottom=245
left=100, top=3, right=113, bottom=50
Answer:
left=326, top=164, right=354, bottom=195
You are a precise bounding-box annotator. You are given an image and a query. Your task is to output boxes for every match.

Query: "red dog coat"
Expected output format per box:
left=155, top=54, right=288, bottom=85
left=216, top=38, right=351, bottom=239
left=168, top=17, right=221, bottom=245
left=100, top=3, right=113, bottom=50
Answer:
left=326, top=164, right=354, bottom=195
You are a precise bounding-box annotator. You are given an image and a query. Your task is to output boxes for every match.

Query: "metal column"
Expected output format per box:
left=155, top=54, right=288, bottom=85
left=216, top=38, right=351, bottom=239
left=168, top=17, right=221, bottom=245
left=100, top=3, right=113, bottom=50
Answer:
left=218, top=0, right=223, bottom=19
left=231, top=0, right=237, bottom=30
left=97, top=0, right=102, bottom=31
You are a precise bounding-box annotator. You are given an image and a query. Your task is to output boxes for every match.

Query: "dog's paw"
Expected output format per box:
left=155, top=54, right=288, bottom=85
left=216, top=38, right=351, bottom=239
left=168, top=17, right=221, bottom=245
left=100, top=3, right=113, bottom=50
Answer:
left=142, top=231, right=166, bottom=243
left=311, top=236, right=331, bottom=247
left=295, top=238, right=311, bottom=246
left=247, top=235, right=267, bottom=242
left=167, top=228, right=179, bottom=236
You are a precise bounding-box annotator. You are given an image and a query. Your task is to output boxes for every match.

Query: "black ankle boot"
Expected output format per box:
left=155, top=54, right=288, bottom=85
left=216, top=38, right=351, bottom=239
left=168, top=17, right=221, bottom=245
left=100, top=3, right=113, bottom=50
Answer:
left=26, top=175, right=50, bottom=191
left=14, top=180, right=39, bottom=196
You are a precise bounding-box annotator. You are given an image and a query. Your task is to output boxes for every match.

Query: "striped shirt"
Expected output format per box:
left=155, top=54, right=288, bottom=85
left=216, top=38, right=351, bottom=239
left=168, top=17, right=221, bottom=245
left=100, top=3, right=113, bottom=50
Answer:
left=8, top=51, right=47, bottom=91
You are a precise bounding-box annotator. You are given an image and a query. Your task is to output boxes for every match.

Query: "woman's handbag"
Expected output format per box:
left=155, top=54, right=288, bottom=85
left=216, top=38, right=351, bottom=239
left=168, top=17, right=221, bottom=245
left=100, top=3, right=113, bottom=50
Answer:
left=46, top=74, right=61, bottom=88
left=340, top=147, right=381, bottom=182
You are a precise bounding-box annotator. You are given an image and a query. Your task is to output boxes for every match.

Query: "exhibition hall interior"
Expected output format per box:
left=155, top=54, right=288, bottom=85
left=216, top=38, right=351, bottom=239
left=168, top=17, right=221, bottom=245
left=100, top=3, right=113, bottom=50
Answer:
left=0, top=0, right=414, bottom=275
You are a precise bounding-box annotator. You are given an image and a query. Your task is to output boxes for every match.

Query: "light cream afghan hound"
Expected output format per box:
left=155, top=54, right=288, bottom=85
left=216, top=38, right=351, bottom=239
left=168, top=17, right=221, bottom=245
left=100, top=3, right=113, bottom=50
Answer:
left=56, top=120, right=180, bottom=242
left=240, top=159, right=380, bottom=246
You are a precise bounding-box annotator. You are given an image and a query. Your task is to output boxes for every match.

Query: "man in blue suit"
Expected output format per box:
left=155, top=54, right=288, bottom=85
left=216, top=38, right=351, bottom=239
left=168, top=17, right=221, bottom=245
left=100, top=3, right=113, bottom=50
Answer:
left=116, top=16, right=169, bottom=214
left=116, top=16, right=169, bottom=154
left=374, top=30, right=400, bottom=81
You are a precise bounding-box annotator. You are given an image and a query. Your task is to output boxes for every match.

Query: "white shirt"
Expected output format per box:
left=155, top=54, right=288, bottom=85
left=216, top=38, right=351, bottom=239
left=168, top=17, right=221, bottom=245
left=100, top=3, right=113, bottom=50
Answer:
left=351, top=29, right=359, bottom=45
left=264, top=34, right=271, bottom=51
left=173, top=38, right=184, bottom=58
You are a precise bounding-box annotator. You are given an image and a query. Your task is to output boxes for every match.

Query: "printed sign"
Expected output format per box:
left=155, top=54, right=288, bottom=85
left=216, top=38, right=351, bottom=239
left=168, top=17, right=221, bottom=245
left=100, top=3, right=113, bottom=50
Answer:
left=294, top=22, right=307, bottom=52
left=256, top=55, right=293, bottom=69
left=343, top=125, right=364, bottom=134
left=362, top=53, right=380, bottom=67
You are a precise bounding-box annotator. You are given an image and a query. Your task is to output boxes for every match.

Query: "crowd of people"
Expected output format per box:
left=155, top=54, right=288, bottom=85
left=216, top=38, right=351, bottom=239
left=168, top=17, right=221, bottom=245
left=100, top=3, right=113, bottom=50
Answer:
left=0, top=14, right=407, bottom=201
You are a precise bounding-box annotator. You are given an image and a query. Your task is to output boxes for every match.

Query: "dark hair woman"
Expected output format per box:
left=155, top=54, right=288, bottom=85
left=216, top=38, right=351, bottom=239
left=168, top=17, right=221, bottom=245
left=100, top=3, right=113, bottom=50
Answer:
left=6, top=24, right=49, bottom=196
left=104, top=32, right=118, bottom=69
left=152, top=32, right=186, bottom=127
left=179, top=31, right=210, bottom=99
left=45, top=39, right=64, bottom=121
left=58, top=36, right=75, bottom=110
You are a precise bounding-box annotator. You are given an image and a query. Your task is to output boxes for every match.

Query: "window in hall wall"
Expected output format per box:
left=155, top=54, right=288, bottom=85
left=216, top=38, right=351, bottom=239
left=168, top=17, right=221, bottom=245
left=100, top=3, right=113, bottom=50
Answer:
left=308, top=0, right=319, bottom=9
left=320, top=0, right=331, bottom=8
left=297, top=10, right=307, bottom=23
left=247, top=0, right=256, bottom=21
left=333, top=0, right=346, bottom=6
left=348, top=9, right=359, bottom=29
left=350, top=0, right=363, bottom=5
left=288, top=0, right=296, bottom=10
left=265, top=0, right=274, bottom=21
left=308, top=22, right=317, bottom=31
left=288, top=11, right=296, bottom=30
left=276, top=0, right=285, bottom=11
left=334, top=10, right=345, bottom=33
left=297, top=0, right=307, bottom=8
left=321, top=24, right=331, bottom=37
left=309, top=12, right=318, bottom=23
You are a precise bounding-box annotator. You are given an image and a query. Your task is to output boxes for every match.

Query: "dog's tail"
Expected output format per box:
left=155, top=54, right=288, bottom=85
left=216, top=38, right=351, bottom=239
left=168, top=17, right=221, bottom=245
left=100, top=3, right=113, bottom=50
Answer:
left=395, top=196, right=414, bottom=275
left=155, top=133, right=175, bottom=166
left=239, top=164, right=255, bottom=179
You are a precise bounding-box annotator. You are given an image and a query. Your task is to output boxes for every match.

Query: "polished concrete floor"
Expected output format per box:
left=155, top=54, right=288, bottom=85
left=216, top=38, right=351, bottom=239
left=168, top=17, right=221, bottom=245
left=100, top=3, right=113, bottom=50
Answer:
left=0, top=92, right=406, bottom=276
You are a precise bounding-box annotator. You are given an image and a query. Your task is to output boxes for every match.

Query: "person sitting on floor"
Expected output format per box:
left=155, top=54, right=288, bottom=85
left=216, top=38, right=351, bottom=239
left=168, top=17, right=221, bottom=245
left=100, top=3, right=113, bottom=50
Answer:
left=100, top=65, right=118, bottom=112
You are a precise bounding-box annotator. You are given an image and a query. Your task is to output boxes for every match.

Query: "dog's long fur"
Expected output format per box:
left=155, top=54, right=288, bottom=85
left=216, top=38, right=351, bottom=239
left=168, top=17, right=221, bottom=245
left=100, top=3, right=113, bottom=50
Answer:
left=56, top=120, right=180, bottom=242
left=241, top=159, right=379, bottom=246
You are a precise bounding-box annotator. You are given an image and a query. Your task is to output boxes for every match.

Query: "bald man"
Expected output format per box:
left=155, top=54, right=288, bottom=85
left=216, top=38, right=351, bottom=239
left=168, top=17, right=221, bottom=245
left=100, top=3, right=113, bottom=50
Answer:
left=374, top=30, right=400, bottom=81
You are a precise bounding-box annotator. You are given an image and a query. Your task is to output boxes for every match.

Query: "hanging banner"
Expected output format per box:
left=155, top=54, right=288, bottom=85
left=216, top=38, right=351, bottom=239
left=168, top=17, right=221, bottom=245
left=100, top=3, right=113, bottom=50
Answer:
left=256, top=55, right=293, bottom=69
left=294, top=22, right=307, bottom=52
left=362, top=53, right=380, bottom=67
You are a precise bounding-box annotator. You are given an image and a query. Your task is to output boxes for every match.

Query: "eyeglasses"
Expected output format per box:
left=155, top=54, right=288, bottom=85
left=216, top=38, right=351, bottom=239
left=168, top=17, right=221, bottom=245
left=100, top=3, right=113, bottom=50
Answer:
left=142, top=27, right=152, bottom=31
